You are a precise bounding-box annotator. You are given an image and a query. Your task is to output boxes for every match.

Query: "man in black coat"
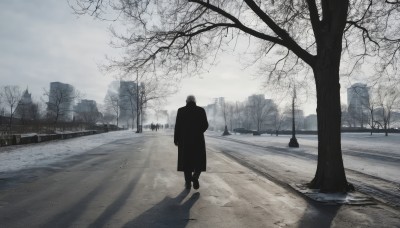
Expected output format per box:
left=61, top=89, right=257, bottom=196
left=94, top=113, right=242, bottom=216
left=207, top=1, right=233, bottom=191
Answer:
left=174, top=95, right=208, bottom=190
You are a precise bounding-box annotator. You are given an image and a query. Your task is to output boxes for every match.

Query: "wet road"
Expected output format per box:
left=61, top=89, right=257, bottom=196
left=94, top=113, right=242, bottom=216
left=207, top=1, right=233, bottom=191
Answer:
left=0, top=132, right=399, bottom=227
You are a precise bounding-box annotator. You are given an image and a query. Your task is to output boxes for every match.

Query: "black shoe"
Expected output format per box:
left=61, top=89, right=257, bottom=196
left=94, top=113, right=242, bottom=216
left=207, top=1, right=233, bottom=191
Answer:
left=193, top=179, right=199, bottom=190
left=185, top=182, right=191, bottom=190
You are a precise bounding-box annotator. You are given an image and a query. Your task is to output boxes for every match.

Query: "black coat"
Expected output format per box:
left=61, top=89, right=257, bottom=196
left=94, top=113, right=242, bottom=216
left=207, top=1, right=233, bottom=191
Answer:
left=174, top=102, right=208, bottom=172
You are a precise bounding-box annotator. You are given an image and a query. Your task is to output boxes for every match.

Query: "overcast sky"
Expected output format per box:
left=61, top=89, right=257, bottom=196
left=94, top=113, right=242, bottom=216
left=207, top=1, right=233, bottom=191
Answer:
left=0, top=0, right=341, bottom=117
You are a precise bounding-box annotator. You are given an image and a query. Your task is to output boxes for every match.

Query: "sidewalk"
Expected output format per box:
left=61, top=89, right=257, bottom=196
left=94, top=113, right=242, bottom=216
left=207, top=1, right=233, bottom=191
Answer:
left=120, top=135, right=400, bottom=227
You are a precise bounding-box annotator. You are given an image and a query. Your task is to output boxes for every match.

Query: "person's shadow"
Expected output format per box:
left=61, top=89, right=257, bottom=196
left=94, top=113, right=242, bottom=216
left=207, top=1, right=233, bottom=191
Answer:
left=123, top=189, right=200, bottom=228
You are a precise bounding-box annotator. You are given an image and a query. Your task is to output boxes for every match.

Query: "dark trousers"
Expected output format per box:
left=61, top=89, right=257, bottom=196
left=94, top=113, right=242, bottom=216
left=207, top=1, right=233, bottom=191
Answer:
left=184, top=170, right=201, bottom=183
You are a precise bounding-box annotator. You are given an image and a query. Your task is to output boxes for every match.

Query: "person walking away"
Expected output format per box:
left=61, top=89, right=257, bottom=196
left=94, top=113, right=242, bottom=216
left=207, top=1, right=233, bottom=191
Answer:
left=174, top=95, right=208, bottom=190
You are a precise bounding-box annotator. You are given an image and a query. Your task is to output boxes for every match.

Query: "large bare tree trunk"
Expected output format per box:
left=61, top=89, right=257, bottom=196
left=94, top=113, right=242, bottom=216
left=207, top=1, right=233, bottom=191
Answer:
left=311, top=59, right=350, bottom=192
left=309, top=1, right=352, bottom=192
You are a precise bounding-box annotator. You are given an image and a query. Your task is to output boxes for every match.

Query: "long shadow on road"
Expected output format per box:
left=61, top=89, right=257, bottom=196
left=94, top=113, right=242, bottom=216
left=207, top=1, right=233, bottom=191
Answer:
left=40, top=171, right=115, bottom=228
left=41, top=137, right=150, bottom=228
left=122, top=190, right=200, bottom=228
left=41, top=169, right=144, bottom=228
left=88, top=174, right=140, bottom=228
left=297, top=201, right=341, bottom=228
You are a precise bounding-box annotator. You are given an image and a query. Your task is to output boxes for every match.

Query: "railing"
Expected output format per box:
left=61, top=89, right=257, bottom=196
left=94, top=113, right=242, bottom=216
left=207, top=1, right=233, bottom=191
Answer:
left=0, top=115, right=97, bottom=135
left=0, top=130, right=110, bottom=147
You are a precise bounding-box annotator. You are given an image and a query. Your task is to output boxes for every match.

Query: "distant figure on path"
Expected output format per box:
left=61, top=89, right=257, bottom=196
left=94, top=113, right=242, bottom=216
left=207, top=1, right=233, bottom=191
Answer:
left=174, top=95, right=208, bottom=190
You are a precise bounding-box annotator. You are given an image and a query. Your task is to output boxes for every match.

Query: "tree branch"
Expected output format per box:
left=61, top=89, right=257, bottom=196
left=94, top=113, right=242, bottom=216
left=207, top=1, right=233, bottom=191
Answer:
left=242, top=0, right=315, bottom=65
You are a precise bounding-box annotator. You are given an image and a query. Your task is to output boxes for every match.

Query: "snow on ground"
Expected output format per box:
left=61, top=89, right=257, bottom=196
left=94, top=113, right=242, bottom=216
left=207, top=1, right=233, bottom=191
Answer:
left=205, top=131, right=400, bottom=206
left=219, top=132, right=400, bottom=155
left=206, top=132, right=400, bottom=183
left=0, top=130, right=139, bottom=173
left=2, top=129, right=398, bottom=187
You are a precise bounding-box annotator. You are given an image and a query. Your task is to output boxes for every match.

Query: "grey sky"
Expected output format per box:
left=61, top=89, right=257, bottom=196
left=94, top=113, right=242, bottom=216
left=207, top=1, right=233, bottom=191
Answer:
left=0, top=0, right=329, bottom=116
left=0, top=0, right=115, bottom=105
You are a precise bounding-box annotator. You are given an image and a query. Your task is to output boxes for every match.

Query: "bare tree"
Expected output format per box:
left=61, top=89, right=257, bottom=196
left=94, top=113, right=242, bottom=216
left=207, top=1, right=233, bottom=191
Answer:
left=0, top=85, right=22, bottom=133
left=43, top=85, right=80, bottom=125
left=341, top=104, right=353, bottom=128
left=242, top=102, right=253, bottom=131
left=226, top=102, right=235, bottom=131
left=15, top=102, right=40, bottom=124
left=375, top=84, right=400, bottom=136
left=271, top=104, right=285, bottom=136
left=234, top=102, right=243, bottom=130
left=74, top=101, right=101, bottom=126
left=136, top=76, right=177, bottom=130
left=247, top=95, right=276, bottom=132
left=98, top=103, right=116, bottom=125
left=119, top=81, right=138, bottom=129
left=362, top=86, right=380, bottom=135
left=347, top=84, right=370, bottom=128
left=104, top=92, right=121, bottom=127
left=14, top=90, right=40, bottom=124
left=73, top=0, right=400, bottom=192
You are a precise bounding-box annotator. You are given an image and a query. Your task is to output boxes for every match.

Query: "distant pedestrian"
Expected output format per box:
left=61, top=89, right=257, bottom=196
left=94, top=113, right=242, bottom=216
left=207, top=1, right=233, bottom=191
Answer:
left=174, top=95, right=208, bottom=190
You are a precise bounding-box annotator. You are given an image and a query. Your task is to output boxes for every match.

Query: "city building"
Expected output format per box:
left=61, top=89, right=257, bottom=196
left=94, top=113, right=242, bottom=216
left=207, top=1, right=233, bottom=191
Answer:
left=119, top=81, right=137, bottom=124
left=213, top=97, right=225, bottom=106
left=14, top=88, right=35, bottom=120
left=347, top=83, right=369, bottom=127
left=47, top=82, right=75, bottom=121
left=74, top=99, right=98, bottom=114
left=74, top=99, right=100, bottom=124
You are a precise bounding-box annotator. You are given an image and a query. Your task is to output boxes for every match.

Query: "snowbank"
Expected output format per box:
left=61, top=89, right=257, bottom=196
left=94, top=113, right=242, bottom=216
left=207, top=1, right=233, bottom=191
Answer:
left=0, top=130, right=138, bottom=173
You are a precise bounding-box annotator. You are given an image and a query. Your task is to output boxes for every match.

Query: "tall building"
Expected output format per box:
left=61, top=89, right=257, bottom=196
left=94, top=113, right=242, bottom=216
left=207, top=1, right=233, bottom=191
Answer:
left=347, top=83, right=369, bottom=127
left=105, top=80, right=144, bottom=128
left=74, top=99, right=99, bottom=123
left=214, top=97, right=225, bottom=106
left=74, top=99, right=98, bottom=113
left=14, top=88, right=35, bottom=120
left=47, top=82, right=75, bottom=121
left=248, top=94, right=275, bottom=112
left=119, top=81, right=137, bottom=122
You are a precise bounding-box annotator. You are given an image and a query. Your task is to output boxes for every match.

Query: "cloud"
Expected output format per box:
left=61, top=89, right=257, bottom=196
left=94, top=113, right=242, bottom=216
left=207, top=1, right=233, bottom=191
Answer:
left=0, top=0, right=116, bottom=103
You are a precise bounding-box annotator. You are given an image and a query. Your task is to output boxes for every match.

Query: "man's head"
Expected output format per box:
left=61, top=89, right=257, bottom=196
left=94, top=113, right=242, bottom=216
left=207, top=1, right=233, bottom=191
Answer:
left=186, top=95, right=196, bottom=104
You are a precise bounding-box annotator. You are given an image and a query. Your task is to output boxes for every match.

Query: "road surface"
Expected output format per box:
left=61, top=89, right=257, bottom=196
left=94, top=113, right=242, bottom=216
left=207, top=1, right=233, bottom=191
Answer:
left=0, top=131, right=399, bottom=227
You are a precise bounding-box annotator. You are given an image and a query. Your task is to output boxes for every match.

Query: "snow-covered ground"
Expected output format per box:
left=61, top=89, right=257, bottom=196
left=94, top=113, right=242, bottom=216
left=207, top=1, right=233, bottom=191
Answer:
left=207, top=132, right=400, bottom=183
left=1, top=129, right=399, bottom=207
left=2, top=130, right=398, bottom=182
left=210, top=132, right=400, bottom=156
left=204, top=131, right=400, bottom=206
left=0, top=130, right=139, bottom=173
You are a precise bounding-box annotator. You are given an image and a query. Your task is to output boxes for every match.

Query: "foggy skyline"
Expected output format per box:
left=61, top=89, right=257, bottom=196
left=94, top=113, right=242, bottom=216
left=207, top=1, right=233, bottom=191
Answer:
left=0, top=0, right=360, bottom=116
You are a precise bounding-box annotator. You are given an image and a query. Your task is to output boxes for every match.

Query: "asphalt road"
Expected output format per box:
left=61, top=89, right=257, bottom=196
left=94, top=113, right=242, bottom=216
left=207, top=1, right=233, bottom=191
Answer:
left=0, top=131, right=399, bottom=227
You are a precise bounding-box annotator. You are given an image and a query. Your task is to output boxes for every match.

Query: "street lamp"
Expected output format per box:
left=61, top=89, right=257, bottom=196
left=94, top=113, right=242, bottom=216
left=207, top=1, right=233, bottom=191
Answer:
left=135, top=71, right=141, bottom=133
left=289, top=85, right=299, bottom=148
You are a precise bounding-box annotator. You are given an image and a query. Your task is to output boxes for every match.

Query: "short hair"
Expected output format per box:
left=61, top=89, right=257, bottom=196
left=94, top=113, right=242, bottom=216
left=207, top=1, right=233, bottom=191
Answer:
left=186, top=95, right=196, bottom=103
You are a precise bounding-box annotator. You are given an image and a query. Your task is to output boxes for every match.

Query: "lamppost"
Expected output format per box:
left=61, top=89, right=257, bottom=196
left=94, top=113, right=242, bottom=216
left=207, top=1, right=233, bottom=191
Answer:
left=140, top=88, right=145, bottom=132
left=135, top=71, right=141, bottom=133
left=289, top=85, right=299, bottom=147
left=222, top=100, right=230, bottom=136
